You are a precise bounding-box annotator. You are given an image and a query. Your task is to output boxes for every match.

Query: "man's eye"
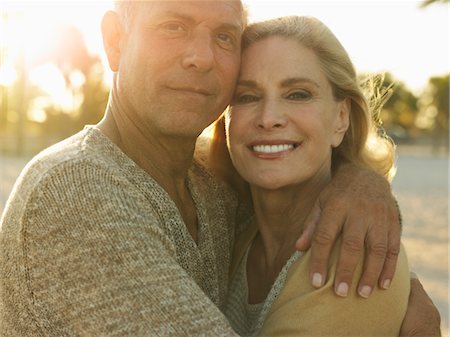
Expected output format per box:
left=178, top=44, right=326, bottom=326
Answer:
left=233, top=94, right=259, bottom=105
left=160, top=22, right=186, bottom=33
left=286, top=91, right=311, bottom=101
left=217, top=33, right=236, bottom=49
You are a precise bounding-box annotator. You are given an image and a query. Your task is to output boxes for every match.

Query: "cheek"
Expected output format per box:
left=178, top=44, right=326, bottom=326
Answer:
left=227, top=107, right=255, bottom=139
left=313, top=113, right=339, bottom=146
left=218, top=54, right=240, bottom=86
left=226, top=113, right=250, bottom=159
left=226, top=117, right=242, bottom=150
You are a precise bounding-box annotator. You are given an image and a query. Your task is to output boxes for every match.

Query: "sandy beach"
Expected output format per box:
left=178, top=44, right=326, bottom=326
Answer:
left=392, top=147, right=448, bottom=336
left=1, top=147, right=448, bottom=335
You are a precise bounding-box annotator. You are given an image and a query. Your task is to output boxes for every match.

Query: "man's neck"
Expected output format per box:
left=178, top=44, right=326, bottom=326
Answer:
left=97, top=104, right=200, bottom=241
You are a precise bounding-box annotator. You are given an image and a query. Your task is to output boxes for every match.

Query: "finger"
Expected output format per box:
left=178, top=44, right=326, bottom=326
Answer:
left=356, top=228, right=388, bottom=298
left=352, top=202, right=389, bottom=297
left=296, top=202, right=321, bottom=252
left=378, top=217, right=401, bottom=289
left=333, top=217, right=366, bottom=297
left=309, top=204, right=345, bottom=289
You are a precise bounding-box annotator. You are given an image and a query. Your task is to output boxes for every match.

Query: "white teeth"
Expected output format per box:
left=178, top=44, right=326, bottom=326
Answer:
left=252, top=144, right=294, bottom=153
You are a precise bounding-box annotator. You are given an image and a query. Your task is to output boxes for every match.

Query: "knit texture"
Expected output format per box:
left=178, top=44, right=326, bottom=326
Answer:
left=225, top=220, right=410, bottom=337
left=0, top=126, right=240, bottom=337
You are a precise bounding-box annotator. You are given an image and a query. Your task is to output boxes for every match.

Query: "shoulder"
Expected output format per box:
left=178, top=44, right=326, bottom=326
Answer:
left=1, top=127, right=160, bottom=233
left=12, top=127, right=136, bottom=196
left=13, top=127, right=117, bottom=187
left=260, top=242, right=410, bottom=337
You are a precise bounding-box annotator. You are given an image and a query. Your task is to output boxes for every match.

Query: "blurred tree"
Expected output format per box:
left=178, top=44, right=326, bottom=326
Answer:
left=1, top=21, right=109, bottom=154
left=416, top=74, right=449, bottom=153
left=368, top=73, right=419, bottom=143
left=76, top=61, right=109, bottom=131
left=38, top=24, right=108, bottom=134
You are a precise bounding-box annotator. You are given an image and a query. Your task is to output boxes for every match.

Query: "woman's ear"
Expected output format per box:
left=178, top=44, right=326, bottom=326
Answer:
left=101, top=11, right=124, bottom=72
left=331, top=98, right=350, bottom=148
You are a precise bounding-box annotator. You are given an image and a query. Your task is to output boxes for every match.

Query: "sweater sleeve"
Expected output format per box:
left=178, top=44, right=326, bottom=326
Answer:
left=15, top=161, right=238, bottom=337
left=258, top=241, right=410, bottom=337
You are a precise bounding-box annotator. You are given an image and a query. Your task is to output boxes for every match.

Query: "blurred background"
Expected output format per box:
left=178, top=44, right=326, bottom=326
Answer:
left=0, top=0, right=448, bottom=335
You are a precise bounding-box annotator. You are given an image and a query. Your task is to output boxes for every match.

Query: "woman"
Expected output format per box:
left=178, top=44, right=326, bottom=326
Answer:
left=211, top=16, right=410, bottom=336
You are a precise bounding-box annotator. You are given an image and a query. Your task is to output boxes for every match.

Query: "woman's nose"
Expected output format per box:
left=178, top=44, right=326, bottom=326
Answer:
left=255, top=101, right=288, bottom=130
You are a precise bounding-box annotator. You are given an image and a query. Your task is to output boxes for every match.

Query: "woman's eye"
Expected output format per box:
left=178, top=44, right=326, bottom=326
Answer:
left=233, top=94, right=259, bottom=105
left=286, top=91, right=311, bottom=100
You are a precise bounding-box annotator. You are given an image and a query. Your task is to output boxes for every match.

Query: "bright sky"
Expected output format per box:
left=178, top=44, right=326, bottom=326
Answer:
left=1, top=0, right=449, bottom=94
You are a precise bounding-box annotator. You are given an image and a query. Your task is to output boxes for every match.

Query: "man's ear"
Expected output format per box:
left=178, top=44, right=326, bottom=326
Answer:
left=101, top=11, right=124, bottom=72
left=331, top=98, right=350, bottom=148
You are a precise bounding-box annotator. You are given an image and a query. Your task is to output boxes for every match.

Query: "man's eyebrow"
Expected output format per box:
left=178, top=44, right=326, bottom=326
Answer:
left=160, top=11, right=242, bottom=33
left=159, top=11, right=196, bottom=24
left=281, top=77, right=321, bottom=88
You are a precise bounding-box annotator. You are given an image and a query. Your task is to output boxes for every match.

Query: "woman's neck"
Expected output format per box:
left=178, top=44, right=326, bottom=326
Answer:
left=246, top=171, right=331, bottom=303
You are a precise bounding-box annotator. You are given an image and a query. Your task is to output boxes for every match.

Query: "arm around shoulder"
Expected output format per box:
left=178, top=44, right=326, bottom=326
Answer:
left=259, top=242, right=410, bottom=337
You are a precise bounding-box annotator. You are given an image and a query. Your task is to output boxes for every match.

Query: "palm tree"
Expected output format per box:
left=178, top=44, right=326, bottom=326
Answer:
left=420, top=0, right=449, bottom=8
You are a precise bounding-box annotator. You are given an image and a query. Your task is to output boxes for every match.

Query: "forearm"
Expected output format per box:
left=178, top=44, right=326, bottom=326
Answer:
left=400, top=275, right=442, bottom=337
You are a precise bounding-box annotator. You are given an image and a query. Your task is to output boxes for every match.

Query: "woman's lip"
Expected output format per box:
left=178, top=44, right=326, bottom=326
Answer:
left=247, top=140, right=300, bottom=147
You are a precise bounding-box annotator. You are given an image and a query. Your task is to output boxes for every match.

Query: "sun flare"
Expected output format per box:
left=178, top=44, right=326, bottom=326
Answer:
left=0, top=2, right=113, bottom=100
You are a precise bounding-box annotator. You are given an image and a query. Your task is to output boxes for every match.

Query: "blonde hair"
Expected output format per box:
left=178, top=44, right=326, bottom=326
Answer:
left=210, top=16, right=396, bottom=192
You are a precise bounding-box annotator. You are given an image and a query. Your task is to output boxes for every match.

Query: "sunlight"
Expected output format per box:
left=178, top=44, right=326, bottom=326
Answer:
left=1, top=2, right=112, bottom=106
left=2, top=7, right=54, bottom=68
left=243, top=0, right=449, bottom=93
left=29, top=65, right=67, bottom=107
left=0, top=65, right=17, bottom=86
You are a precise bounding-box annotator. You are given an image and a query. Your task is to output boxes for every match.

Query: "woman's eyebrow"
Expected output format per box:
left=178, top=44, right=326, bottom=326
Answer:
left=236, top=79, right=259, bottom=89
left=280, top=77, right=320, bottom=88
left=236, top=78, right=320, bottom=89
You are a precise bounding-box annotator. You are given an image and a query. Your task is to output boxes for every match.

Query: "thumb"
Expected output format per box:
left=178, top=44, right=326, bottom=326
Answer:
left=296, top=202, right=321, bottom=251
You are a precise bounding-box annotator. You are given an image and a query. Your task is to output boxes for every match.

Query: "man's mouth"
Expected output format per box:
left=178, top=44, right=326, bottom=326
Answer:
left=168, top=86, right=213, bottom=96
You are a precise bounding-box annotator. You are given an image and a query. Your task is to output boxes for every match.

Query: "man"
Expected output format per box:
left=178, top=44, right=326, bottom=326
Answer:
left=0, top=1, right=440, bottom=336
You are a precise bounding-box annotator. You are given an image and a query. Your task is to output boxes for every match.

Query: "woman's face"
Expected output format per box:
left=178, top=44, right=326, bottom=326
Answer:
left=226, top=36, right=349, bottom=190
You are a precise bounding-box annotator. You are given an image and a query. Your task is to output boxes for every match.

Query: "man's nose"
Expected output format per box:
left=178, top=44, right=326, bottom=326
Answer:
left=181, top=31, right=214, bottom=72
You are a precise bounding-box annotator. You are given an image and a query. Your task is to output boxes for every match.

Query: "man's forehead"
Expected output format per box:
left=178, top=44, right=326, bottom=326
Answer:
left=128, top=0, right=245, bottom=27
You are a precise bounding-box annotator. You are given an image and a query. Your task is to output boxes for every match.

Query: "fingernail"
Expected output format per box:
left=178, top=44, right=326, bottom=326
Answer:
left=382, top=279, right=391, bottom=289
left=359, top=285, right=372, bottom=298
left=336, top=282, right=349, bottom=297
left=312, top=273, right=323, bottom=288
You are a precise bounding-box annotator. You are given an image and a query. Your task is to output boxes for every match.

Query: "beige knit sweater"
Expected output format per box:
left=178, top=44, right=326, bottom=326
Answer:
left=0, top=126, right=240, bottom=336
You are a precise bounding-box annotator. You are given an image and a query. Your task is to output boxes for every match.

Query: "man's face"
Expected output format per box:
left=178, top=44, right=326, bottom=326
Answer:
left=116, top=0, right=243, bottom=140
